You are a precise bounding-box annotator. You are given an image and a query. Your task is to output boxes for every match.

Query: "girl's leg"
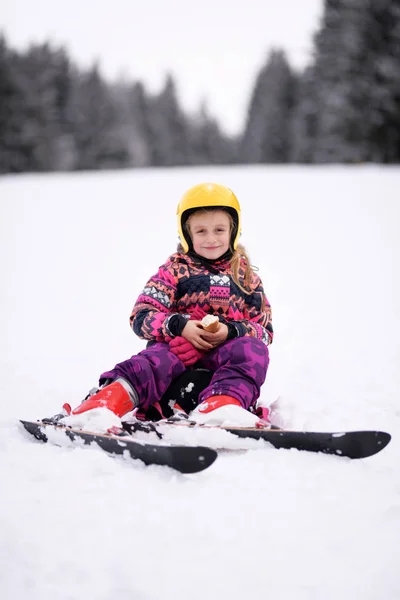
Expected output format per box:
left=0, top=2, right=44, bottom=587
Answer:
left=197, top=337, right=269, bottom=410
left=99, top=343, right=186, bottom=411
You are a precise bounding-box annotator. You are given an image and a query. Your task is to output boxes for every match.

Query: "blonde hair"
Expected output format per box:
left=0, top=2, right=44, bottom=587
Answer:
left=181, top=208, right=257, bottom=295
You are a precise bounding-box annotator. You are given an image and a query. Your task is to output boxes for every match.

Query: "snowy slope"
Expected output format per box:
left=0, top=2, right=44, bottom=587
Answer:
left=1, top=166, right=399, bottom=600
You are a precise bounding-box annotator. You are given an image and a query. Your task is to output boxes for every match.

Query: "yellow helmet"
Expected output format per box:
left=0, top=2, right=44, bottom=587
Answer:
left=177, top=182, right=241, bottom=253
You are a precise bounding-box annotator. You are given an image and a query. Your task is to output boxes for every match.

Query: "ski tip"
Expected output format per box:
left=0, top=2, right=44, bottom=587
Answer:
left=20, top=419, right=49, bottom=442
left=171, top=445, right=218, bottom=474
left=372, top=430, right=391, bottom=454
left=342, top=430, right=392, bottom=459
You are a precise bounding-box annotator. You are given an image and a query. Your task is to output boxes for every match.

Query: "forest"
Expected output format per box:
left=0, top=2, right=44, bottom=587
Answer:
left=1, top=0, right=400, bottom=173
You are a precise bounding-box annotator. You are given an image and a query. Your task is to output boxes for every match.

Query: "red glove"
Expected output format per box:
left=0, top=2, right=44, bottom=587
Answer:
left=169, top=336, right=203, bottom=366
left=190, top=306, right=207, bottom=321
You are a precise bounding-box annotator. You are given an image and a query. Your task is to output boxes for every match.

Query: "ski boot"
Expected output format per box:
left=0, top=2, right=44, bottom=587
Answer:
left=43, top=378, right=138, bottom=425
left=191, top=395, right=272, bottom=428
left=68, top=378, right=137, bottom=417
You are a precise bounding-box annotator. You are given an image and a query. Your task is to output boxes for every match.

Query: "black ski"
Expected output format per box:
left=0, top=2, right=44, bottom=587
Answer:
left=20, top=420, right=217, bottom=474
left=221, top=427, right=391, bottom=459
left=156, top=422, right=391, bottom=459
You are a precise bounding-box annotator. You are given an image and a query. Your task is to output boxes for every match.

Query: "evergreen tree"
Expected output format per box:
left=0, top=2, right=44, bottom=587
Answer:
left=290, top=66, right=318, bottom=163
left=240, top=49, right=296, bottom=163
left=188, top=101, right=237, bottom=165
left=367, top=0, right=400, bottom=162
left=70, top=64, right=130, bottom=170
left=311, top=0, right=400, bottom=163
left=155, top=75, right=191, bottom=166
left=51, top=48, right=75, bottom=170
left=19, top=43, right=67, bottom=170
left=6, top=43, right=59, bottom=171
left=119, top=81, right=152, bottom=167
left=0, top=36, right=27, bottom=173
left=139, top=74, right=193, bottom=167
left=126, top=81, right=161, bottom=166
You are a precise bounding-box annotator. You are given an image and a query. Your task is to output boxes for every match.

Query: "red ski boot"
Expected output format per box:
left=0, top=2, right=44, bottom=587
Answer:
left=191, top=395, right=271, bottom=427
left=69, top=378, right=138, bottom=418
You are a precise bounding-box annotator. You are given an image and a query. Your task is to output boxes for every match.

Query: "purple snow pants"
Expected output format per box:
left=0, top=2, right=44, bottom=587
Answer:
left=100, top=337, right=269, bottom=411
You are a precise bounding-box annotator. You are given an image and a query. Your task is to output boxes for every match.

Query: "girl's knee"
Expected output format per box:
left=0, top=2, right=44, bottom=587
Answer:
left=226, top=336, right=269, bottom=369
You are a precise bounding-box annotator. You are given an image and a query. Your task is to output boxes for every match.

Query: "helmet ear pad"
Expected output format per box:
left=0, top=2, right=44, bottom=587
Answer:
left=181, top=206, right=239, bottom=253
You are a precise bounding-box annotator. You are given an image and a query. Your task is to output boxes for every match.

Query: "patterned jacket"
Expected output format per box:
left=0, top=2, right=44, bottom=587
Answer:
left=130, top=252, right=273, bottom=345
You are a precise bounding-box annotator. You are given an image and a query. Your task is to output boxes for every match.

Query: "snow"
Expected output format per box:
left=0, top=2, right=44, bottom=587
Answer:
left=188, top=401, right=262, bottom=427
left=1, top=165, right=400, bottom=599
left=61, top=407, right=122, bottom=432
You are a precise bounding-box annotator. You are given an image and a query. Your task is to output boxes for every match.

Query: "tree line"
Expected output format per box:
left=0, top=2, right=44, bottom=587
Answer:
left=1, top=0, right=400, bottom=174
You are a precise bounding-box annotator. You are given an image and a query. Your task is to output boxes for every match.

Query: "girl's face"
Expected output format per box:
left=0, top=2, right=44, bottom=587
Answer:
left=188, top=210, right=231, bottom=260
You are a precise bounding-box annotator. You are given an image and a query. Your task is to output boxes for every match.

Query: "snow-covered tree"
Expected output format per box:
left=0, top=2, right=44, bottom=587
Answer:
left=0, top=36, right=27, bottom=173
left=240, top=49, right=296, bottom=163
left=188, top=101, right=237, bottom=165
left=290, top=66, right=318, bottom=163
left=367, top=0, right=400, bottom=162
left=12, top=43, right=62, bottom=171
left=311, top=0, right=400, bottom=163
left=70, top=64, right=130, bottom=170
left=154, top=75, right=192, bottom=166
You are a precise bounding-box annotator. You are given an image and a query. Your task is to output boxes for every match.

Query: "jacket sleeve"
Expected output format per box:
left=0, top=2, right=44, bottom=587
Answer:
left=227, top=276, right=273, bottom=345
left=129, top=259, right=189, bottom=342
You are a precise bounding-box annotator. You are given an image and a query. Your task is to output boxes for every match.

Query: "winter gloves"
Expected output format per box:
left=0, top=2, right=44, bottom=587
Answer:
left=167, top=307, right=208, bottom=366
left=189, top=306, right=207, bottom=321
left=169, top=336, right=203, bottom=366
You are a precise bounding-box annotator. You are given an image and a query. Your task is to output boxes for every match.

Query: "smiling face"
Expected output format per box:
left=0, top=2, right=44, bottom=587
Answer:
left=187, top=209, right=232, bottom=260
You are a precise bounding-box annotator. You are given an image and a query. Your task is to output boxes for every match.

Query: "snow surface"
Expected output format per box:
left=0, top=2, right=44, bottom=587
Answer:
left=1, top=165, right=399, bottom=600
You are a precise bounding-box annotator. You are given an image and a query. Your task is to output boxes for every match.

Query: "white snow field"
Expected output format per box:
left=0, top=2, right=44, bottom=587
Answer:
left=0, top=165, right=399, bottom=600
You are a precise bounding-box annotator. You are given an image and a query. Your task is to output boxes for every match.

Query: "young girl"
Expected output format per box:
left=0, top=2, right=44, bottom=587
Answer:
left=68, top=182, right=273, bottom=425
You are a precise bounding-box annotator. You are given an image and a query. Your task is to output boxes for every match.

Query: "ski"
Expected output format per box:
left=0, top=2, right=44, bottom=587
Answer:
left=20, top=420, right=217, bottom=474
left=221, top=427, right=391, bottom=459
left=154, top=421, right=391, bottom=459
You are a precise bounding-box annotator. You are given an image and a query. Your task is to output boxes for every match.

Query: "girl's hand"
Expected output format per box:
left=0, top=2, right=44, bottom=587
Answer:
left=181, top=320, right=214, bottom=351
left=200, top=323, right=229, bottom=348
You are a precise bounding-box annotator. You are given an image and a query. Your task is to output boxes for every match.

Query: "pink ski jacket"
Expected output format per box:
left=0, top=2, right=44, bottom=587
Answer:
left=130, top=252, right=273, bottom=345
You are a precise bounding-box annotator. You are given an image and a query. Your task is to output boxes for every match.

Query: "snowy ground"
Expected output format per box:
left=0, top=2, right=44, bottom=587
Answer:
left=1, top=165, right=399, bottom=600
